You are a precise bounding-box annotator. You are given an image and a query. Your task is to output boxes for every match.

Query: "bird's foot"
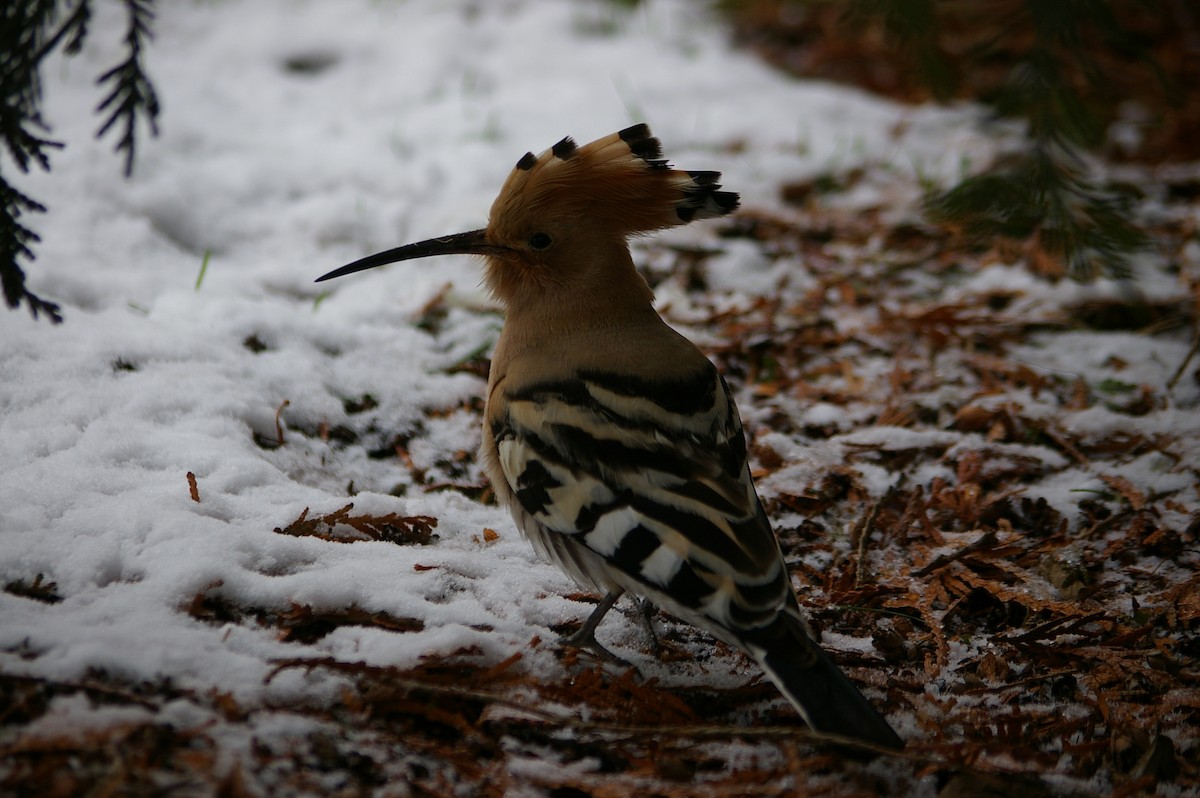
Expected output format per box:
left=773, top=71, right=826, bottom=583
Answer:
left=559, top=589, right=638, bottom=672
left=632, top=595, right=662, bottom=654
left=560, top=625, right=637, bottom=671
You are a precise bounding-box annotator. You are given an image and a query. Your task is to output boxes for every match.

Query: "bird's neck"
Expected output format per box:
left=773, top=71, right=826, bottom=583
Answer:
left=493, top=246, right=656, bottom=335
left=488, top=251, right=683, bottom=387
left=497, top=288, right=659, bottom=361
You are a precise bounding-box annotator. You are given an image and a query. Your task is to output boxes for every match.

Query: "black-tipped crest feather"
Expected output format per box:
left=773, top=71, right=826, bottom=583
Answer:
left=551, top=136, right=578, bottom=160
left=488, top=124, right=739, bottom=239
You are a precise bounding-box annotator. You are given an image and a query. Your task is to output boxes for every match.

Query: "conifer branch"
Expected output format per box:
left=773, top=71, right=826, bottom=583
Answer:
left=0, top=0, right=159, bottom=323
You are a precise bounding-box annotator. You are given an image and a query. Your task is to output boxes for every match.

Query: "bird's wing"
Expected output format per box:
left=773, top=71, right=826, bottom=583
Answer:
left=491, top=364, right=792, bottom=634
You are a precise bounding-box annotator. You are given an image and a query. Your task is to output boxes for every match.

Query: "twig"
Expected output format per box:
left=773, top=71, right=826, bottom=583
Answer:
left=853, top=490, right=887, bottom=586
left=1002, top=611, right=1108, bottom=645
left=913, top=529, right=998, bottom=577
left=1, top=672, right=161, bottom=711
left=1166, top=326, right=1199, bottom=392
left=1037, top=422, right=1090, bottom=467
left=964, top=668, right=1083, bottom=694
left=274, top=399, right=290, bottom=447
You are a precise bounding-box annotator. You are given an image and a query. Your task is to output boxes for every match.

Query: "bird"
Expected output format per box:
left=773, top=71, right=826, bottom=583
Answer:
left=316, top=124, right=903, bottom=749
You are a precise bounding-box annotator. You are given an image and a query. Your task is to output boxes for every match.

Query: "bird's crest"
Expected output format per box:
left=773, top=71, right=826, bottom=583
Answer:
left=489, top=123, right=739, bottom=238
left=313, top=124, right=739, bottom=289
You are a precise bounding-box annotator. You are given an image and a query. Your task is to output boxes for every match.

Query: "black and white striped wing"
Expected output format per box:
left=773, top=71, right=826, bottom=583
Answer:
left=492, top=367, right=791, bottom=634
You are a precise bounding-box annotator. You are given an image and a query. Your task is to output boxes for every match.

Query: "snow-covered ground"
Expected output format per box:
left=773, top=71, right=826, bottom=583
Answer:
left=2, top=1, right=1197, bottom=795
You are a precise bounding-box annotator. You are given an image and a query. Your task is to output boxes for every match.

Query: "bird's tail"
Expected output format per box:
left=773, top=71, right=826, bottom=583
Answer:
left=745, top=613, right=904, bottom=750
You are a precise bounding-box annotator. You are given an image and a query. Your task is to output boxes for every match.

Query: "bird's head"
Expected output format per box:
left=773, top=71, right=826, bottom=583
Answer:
left=316, top=124, right=739, bottom=310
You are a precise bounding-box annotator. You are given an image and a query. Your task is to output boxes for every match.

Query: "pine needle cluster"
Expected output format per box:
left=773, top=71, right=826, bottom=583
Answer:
left=1, top=0, right=159, bottom=323
left=723, top=0, right=1193, bottom=281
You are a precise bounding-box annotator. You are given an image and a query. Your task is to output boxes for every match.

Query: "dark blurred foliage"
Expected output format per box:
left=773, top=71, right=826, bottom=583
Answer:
left=721, top=0, right=1198, bottom=280
left=1, top=0, right=159, bottom=323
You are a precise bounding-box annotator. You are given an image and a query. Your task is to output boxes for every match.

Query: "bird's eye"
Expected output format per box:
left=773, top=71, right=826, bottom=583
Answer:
left=528, top=232, right=553, bottom=250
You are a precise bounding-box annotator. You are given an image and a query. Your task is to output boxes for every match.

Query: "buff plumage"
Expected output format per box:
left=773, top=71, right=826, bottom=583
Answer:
left=318, top=124, right=901, bottom=749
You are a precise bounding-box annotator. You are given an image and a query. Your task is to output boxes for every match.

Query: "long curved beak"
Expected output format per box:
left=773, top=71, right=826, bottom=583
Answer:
left=315, top=228, right=508, bottom=282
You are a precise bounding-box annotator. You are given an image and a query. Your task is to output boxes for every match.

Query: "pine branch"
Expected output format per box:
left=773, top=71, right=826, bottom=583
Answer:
left=727, top=0, right=1179, bottom=284
left=1, top=0, right=159, bottom=323
left=53, top=2, right=93, bottom=58
left=911, top=1, right=1157, bottom=281
left=842, top=0, right=957, bottom=101
left=94, top=0, right=160, bottom=178
left=1, top=175, right=61, bottom=322
left=1, top=1, right=66, bottom=173
left=1, top=1, right=66, bottom=321
left=926, top=142, right=1147, bottom=281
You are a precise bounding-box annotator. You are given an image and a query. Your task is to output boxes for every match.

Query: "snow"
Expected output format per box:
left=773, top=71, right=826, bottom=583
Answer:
left=2, top=0, right=1197, bottom=792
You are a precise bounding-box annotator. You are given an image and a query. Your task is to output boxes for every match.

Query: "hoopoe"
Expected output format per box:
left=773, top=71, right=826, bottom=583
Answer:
left=317, top=124, right=902, bottom=749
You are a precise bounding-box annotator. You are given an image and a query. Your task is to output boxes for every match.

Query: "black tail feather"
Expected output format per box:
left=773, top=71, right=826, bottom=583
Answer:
left=748, top=615, right=903, bottom=750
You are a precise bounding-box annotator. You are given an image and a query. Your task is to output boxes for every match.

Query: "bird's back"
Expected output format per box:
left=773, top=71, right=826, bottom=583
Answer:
left=483, top=307, right=793, bottom=641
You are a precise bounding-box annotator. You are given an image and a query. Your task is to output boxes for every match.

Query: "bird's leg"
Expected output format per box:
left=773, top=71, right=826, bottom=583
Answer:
left=562, top=589, right=634, bottom=668
left=633, top=595, right=661, bottom=653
